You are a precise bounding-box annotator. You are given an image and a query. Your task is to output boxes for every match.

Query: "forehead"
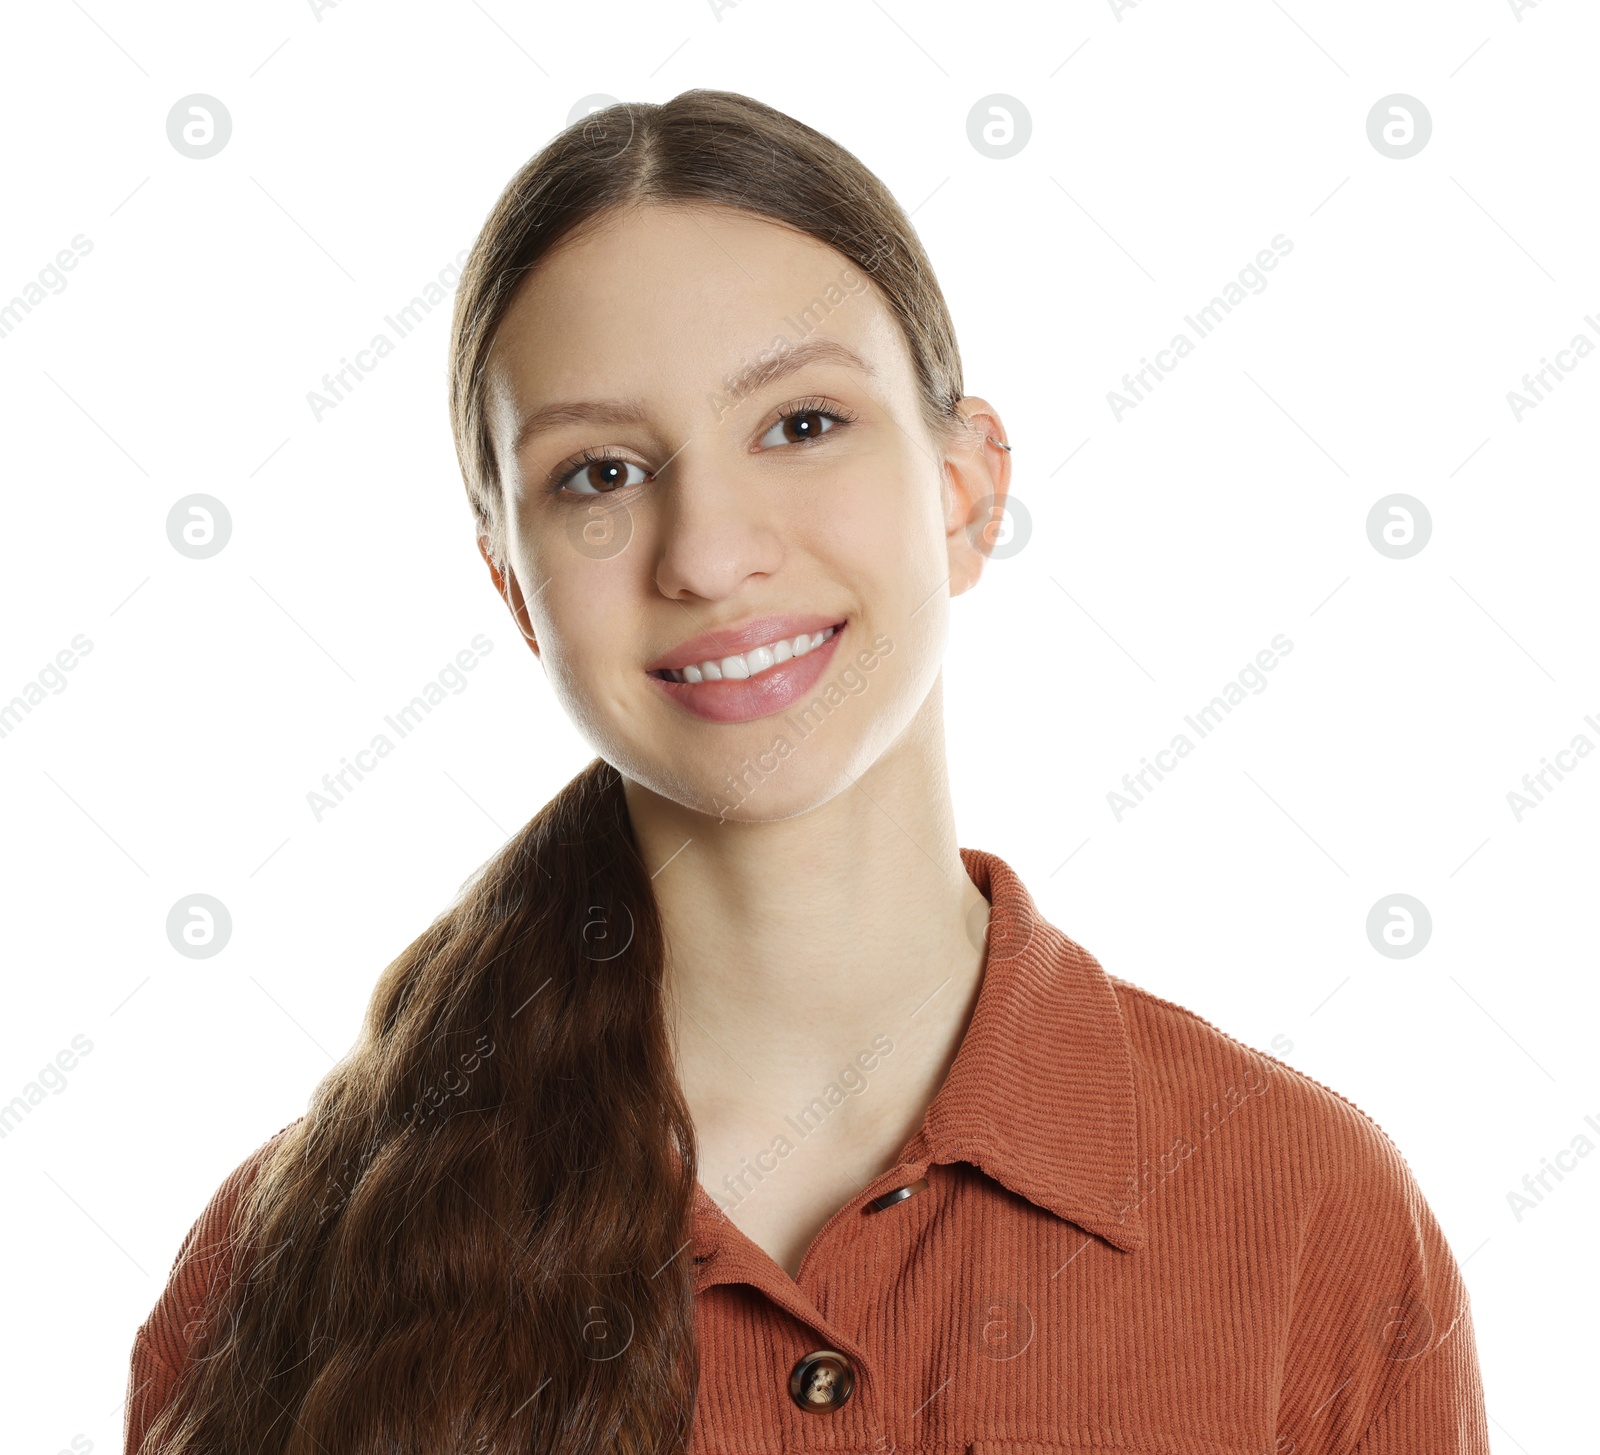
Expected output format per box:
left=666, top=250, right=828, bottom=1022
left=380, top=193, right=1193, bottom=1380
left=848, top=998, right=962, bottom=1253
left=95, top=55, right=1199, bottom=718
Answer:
left=484, top=203, right=910, bottom=426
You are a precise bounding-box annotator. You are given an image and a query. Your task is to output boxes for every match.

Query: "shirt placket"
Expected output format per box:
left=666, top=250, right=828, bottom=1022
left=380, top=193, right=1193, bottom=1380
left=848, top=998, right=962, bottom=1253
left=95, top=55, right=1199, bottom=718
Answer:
left=691, top=1136, right=939, bottom=1439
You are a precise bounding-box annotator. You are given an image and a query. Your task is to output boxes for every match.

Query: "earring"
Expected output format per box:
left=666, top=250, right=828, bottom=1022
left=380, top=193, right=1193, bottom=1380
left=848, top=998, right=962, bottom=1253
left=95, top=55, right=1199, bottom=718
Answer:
left=986, top=435, right=1012, bottom=452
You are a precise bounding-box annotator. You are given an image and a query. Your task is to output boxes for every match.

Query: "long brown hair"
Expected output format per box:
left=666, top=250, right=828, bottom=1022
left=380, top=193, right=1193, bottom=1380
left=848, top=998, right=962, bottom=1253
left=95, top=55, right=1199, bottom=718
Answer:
left=146, top=89, right=967, bottom=1454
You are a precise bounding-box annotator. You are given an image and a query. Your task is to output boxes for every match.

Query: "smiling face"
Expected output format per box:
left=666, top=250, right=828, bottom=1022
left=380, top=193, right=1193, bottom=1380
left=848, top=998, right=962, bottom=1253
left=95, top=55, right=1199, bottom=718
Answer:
left=480, top=201, right=1007, bottom=822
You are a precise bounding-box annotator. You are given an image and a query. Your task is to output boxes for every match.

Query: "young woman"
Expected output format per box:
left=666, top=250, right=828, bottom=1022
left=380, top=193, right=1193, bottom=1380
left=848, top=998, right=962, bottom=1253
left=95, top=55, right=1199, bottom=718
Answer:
left=125, top=90, right=1489, bottom=1454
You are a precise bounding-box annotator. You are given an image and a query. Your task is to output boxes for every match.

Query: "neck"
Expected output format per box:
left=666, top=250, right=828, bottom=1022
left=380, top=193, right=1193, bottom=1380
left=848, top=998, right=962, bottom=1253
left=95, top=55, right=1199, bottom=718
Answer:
left=621, top=679, right=990, bottom=1117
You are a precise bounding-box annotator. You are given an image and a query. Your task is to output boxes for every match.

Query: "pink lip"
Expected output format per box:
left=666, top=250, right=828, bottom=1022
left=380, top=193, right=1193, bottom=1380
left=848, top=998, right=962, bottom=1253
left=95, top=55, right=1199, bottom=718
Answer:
left=645, top=613, right=848, bottom=674
left=647, top=621, right=848, bottom=725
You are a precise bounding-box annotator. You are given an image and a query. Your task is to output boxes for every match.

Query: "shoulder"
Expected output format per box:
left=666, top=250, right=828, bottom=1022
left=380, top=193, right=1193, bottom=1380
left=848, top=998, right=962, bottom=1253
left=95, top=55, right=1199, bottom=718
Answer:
left=126, top=1120, right=303, bottom=1452
left=1107, top=969, right=1414, bottom=1186
left=1100, top=973, right=1484, bottom=1446
left=1104, top=970, right=1476, bottom=1441
left=134, top=1119, right=302, bottom=1365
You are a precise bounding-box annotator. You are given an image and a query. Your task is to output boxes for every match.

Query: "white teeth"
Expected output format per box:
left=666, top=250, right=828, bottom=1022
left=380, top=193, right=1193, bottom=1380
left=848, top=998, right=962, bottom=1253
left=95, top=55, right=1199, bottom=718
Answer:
left=659, top=624, right=839, bottom=684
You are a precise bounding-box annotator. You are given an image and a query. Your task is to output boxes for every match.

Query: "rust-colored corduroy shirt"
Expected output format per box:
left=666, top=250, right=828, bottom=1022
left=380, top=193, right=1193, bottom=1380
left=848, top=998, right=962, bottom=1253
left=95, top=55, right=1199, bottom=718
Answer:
left=126, top=847, right=1489, bottom=1454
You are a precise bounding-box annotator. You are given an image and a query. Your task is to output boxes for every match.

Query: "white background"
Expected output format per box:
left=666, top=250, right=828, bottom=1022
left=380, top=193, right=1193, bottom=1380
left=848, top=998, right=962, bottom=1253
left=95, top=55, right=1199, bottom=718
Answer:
left=2, top=1, right=1594, bottom=1450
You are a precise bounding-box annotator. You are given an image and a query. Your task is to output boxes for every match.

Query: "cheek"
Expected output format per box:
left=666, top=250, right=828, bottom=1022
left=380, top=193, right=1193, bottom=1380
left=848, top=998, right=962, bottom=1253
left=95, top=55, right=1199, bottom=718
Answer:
left=533, top=568, right=634, bottom=693
left=538, top=618, right=639, bottom=756
left=810, top=460, right=945, bottom=580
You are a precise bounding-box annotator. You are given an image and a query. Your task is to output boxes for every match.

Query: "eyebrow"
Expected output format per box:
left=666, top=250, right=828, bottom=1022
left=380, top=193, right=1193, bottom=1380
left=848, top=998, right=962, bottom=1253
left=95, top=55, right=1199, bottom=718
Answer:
left=508, top=336, right=876, bottom=458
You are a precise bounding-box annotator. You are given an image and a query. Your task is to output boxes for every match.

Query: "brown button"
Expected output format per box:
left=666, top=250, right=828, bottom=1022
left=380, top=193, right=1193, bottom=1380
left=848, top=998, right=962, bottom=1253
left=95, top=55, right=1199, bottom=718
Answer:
left=869, top=1176, right=928, bottom=1211
left=789, top=1348, right=854, bottom=1412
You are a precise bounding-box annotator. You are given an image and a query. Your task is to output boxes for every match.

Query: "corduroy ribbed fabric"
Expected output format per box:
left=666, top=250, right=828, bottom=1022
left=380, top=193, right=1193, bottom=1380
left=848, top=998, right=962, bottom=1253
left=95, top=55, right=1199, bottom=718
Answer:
left=125, top=846, right=1490, bottom=1454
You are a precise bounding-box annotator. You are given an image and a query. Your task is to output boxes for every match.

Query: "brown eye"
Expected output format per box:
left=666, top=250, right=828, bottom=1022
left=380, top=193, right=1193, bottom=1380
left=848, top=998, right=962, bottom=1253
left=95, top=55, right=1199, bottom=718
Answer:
left=760, top=406, right=845, bottom=448
left=783, top=410, right=828, bottom=441
left=559, top=456, right=647, bottom=496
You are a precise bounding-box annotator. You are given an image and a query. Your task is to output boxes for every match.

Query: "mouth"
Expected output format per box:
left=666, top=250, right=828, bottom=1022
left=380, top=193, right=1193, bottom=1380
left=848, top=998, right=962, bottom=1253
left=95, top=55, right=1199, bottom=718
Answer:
left=645, top=618, right=850, bottom=725
left=648, top=621, right=845, bottom=684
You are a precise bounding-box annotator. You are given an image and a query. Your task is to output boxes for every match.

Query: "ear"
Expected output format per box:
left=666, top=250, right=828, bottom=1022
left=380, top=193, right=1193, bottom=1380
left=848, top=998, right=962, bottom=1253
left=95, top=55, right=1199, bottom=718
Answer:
left=941, top=397, right=1013, bottom=598
left=477, top=533, right=540, bottom=657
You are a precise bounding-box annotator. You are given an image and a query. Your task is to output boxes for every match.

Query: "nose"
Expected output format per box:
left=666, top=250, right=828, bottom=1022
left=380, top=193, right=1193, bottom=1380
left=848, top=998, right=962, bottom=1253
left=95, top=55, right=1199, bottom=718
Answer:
left=652, top=441, right=785, bottom=602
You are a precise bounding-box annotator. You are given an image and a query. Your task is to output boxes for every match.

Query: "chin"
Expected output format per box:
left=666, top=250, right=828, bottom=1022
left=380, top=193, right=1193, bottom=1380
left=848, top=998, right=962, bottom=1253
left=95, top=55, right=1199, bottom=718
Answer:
left=703, top=781, right=839, bottom=826
left=605, top=729, right=866, bottom=825
left=681, top=754, right=852, bottom=825
left=590, top=665, right=927, bottom=824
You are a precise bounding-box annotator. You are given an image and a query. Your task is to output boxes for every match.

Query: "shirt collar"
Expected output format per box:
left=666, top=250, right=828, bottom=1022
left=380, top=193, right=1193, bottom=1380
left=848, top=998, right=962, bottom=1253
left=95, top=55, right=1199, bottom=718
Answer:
left=913, top=846, right=1147, bottom=1253
left=688, top=846, right=1147, bottom=1275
